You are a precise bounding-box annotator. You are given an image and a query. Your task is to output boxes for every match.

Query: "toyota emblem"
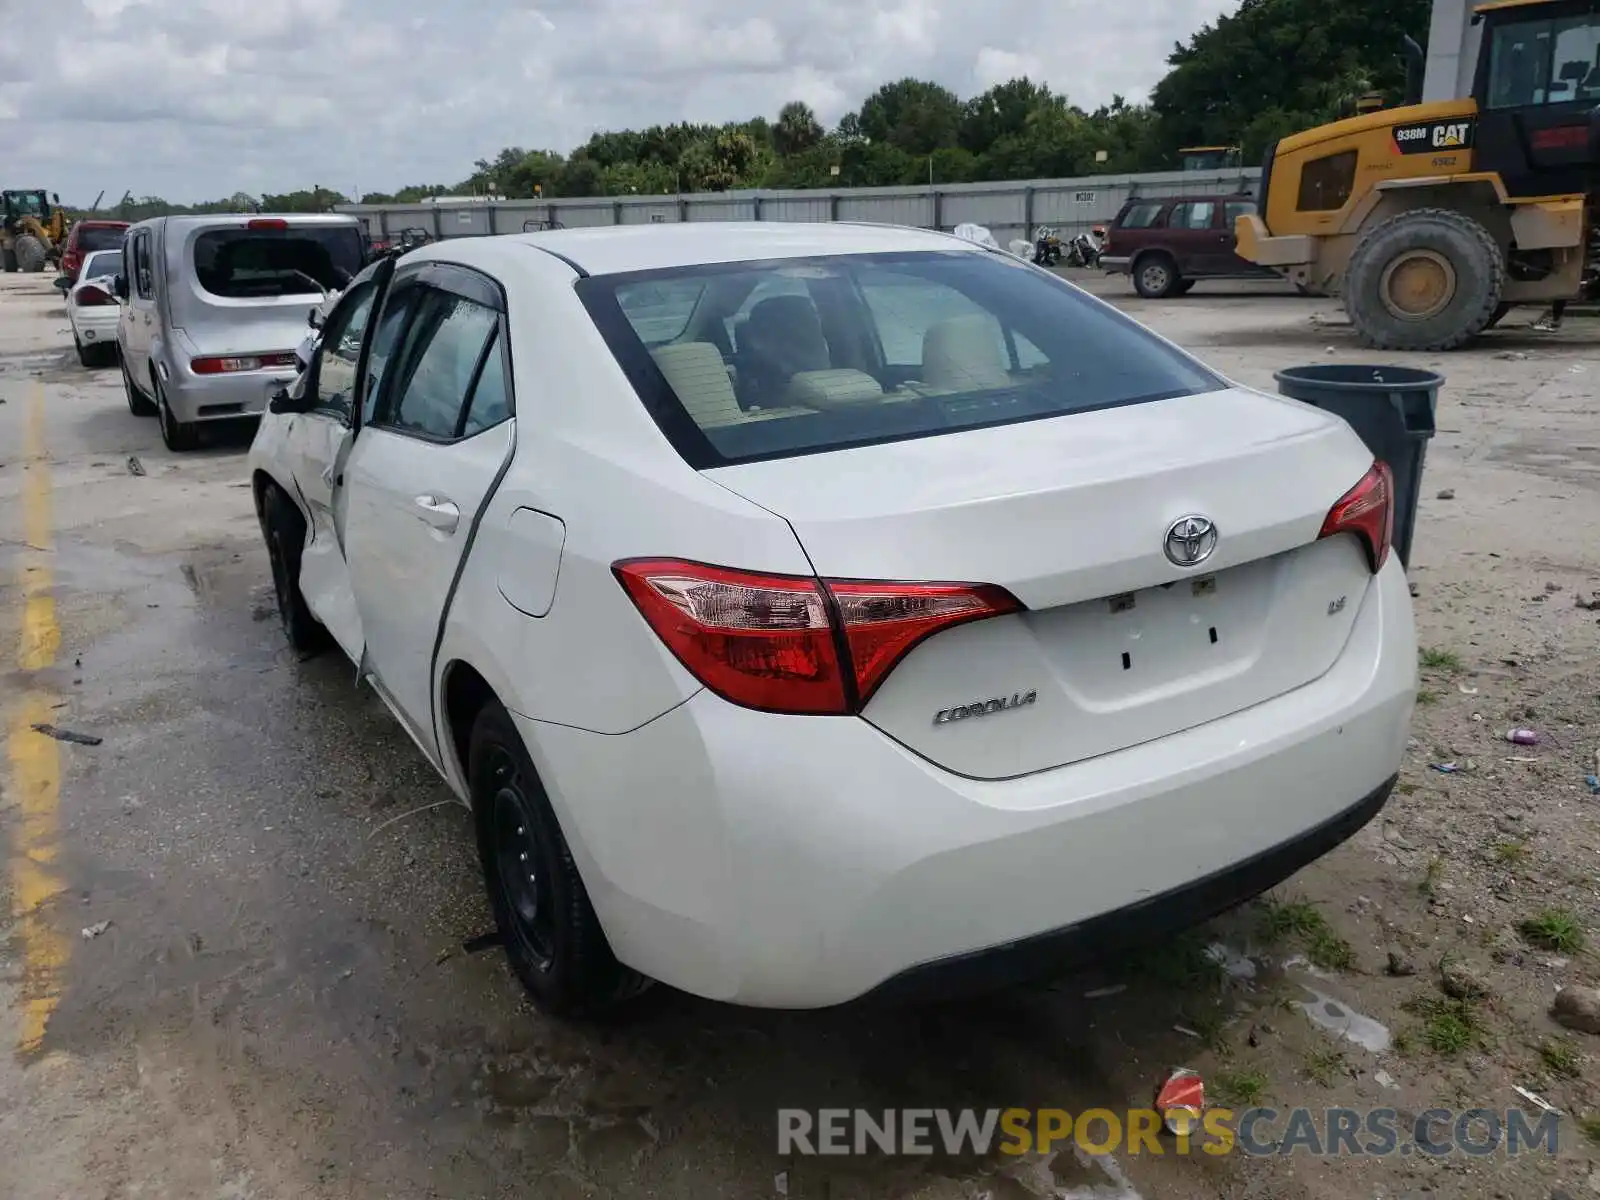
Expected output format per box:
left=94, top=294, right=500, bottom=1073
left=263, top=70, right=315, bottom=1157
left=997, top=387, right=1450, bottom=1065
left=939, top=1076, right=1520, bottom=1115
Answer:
left=1164, top=515, right=1218, bottom=567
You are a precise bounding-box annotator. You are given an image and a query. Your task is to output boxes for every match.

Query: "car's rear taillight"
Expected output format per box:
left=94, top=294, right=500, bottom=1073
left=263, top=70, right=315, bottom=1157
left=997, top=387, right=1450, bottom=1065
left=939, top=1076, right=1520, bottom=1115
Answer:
left=247, top=218, right=289, bottom=231
left=1319, top=461, right=1394, bottom=573
left=75, top=284, right=114, bottom=306
left=190, top=353, right=298, bottom=375
left=614, top=558, right=1022, bottom=715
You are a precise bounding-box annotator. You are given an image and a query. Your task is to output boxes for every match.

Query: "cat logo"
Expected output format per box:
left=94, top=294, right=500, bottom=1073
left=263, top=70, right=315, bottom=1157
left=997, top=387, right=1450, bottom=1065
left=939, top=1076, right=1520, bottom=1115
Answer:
left=1392, top=118, right=1475, bottom=155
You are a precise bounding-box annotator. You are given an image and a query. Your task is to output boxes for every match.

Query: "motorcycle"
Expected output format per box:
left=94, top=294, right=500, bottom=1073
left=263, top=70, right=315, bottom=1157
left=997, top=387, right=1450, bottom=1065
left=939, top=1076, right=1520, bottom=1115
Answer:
left=1031, top=226, right=1063, bottom=267
left=1065, top=231, right=1103, bottom=269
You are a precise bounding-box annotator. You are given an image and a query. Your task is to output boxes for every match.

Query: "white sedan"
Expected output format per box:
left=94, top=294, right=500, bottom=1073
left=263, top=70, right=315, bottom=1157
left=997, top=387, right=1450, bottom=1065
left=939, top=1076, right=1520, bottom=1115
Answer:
left=248, top=222, right=1416, bottom=1015
left=69, top=248, right=124, bottom=368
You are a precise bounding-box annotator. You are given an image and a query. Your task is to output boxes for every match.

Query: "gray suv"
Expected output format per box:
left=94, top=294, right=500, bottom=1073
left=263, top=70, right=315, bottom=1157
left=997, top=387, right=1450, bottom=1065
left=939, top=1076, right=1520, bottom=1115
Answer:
left=115, top=213, right=365, bottom=450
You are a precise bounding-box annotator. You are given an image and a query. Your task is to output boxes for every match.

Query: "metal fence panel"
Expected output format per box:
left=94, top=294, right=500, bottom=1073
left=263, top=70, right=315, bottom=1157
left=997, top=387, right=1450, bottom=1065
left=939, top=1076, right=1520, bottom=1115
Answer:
left=340, top=168, right=1260, bottom=241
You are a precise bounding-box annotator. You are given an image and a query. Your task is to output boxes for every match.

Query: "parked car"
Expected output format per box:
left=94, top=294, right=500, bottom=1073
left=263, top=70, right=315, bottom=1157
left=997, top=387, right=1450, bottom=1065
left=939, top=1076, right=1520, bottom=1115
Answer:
left=1100, top=194, right=1275, bottom=298
left=58, top=219, right=129, bottom=285
left=113, top=213, right=364, bottom=450
left=250, top=222, right=1416, bottom=1016
left=67, top=248, right=124, bottom=367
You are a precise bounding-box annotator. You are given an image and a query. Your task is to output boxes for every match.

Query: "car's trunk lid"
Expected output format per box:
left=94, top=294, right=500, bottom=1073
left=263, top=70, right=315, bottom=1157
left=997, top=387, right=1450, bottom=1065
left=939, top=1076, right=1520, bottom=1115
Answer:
left=706, top=387, right=1380, bottom=779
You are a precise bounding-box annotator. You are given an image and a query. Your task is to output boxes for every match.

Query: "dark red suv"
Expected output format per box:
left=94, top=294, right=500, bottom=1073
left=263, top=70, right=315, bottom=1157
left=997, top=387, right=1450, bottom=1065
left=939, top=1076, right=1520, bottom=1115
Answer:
left=59, top=220, right=130, bottom=283
left=1100, top=194, right=1274, bottom=298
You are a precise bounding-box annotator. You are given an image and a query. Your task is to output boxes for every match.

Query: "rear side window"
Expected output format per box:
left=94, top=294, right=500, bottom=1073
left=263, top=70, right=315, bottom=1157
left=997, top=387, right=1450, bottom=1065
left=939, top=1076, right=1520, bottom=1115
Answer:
left=1168, top=201, right=1217, bottom=230
left=578, top=250, right=1223, bottom=469
left=79, top=250, right=121, bottom=280
left=1117, top=203, right=1165, bottom=229
left=191, top=226, right=364, bottom=299
left=375, top=290, right=502, bottom=440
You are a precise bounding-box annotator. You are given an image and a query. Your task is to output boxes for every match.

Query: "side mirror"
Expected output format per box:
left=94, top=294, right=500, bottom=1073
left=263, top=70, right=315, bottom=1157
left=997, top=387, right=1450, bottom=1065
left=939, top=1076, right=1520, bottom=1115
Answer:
left=308, top=306, right=324, bottom=330
left=269, top=387, right=313, bottom=415
left=113, top=274, right=129, bottom=301
left=53, top=275, right=70, bottom=293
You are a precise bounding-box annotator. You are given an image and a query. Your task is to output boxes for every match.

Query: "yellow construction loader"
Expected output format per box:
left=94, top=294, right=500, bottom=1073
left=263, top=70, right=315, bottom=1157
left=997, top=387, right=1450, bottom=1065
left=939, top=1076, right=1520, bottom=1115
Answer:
left=1236, top=0, right=1600, bottom=350
left=2, top=189, right=68, bottom=273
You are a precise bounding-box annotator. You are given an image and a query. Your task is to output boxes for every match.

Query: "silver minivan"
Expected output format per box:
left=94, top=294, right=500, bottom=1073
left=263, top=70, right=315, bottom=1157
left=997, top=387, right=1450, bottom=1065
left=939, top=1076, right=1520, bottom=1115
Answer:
left=115, top=213, right=365, bottom=450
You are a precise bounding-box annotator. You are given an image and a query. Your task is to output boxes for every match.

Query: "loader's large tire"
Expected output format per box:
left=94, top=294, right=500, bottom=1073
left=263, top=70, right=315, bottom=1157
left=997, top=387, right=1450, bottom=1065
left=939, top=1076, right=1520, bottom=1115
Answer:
left=1342, top=208, right=1503, bottom=351
left=14, top=235, right=47, bottom=273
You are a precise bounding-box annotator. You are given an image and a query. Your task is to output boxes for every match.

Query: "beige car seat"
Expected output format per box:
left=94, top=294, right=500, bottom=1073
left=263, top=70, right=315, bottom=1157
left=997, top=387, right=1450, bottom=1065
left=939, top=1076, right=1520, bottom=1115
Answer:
left=650, top=342, right=813, bottom=428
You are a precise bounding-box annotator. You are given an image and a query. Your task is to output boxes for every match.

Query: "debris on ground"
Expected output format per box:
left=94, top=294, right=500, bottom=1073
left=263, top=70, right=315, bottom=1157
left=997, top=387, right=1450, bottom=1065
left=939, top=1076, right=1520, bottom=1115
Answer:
left=1431, top=762, right=1468, bottom=774
left=1083, top=984, right=1128, bottom=999
left=1505, top=729, right=1540, bottom=745
left=126, top=455, right=145, bottom=477
left=1551, top=985, right=1600, bottom=1034
left=1373, top=1070, right=1400, bottom=1090
left=80, top=921, right=111, bottom=940
left=774, top=1171, right=789, bottom=1197
left=1576, top=592, right=1600, bottom=611
left=1493, top=351, right=1529, bottom=361
left=1439, top=961, right=1492, bottom=1001
left=1436, top=488, right=1456, bottom=500
left=1155, top=1068, right=1205, bottom=1135
left=1512, top=1085, right=1561, bottom=1115
left=1385, top=950, right=1418, bottom=977
left=30, top=723, right=102, bottom=746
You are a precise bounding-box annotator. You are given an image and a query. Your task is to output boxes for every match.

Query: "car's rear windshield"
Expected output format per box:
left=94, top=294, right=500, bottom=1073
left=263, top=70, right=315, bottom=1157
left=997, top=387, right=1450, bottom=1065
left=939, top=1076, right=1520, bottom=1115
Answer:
left=191, top=226, right=364, bottom=299
left=79, top=250, right=121, bottom=280
left=577, top=249, right=1223, bottom=468
left=77, top=225, right=126, bottom=253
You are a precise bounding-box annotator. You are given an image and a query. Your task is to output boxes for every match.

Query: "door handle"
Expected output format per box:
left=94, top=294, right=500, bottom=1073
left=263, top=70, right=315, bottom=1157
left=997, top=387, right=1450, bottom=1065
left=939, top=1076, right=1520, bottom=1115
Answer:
left=412, top=494, right=460, bottom=532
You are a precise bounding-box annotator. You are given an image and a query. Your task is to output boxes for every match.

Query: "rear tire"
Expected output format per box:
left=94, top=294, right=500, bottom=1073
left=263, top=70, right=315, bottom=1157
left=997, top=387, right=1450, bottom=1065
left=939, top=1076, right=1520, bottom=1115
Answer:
left=14, top=235, right=47, bottom=273
left=155, top=374, right=200, bottom=451
left=1133, top=254, right=1180, bottom=299
left=470, top=700, right=650, bottom=1018
left=1342, top=207, right=1503, bottom=351
left=262, top=484, right=330, bottom=655
left=121, top=351, right=157, bottom=415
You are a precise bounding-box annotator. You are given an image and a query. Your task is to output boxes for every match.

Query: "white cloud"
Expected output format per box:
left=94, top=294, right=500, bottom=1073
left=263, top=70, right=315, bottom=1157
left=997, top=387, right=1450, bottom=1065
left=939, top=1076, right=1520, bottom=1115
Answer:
left=5, top=0, right=1235, bottom=205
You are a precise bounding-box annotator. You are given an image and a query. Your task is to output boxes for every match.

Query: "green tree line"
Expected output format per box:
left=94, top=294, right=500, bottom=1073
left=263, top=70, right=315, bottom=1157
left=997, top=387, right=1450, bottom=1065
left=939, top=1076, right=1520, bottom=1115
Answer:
left=97, top=0, right=1426, bottom=214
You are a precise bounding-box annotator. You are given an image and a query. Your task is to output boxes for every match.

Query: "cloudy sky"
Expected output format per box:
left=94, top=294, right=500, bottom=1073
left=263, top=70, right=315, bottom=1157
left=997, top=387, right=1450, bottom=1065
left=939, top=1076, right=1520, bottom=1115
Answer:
left=3, top=0, right=1236, bottom=206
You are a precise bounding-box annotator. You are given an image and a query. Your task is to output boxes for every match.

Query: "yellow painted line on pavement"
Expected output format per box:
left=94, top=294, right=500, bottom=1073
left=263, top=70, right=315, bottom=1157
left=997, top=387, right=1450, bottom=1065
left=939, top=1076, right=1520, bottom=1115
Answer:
left=6, top=380, right=67, bottom=1055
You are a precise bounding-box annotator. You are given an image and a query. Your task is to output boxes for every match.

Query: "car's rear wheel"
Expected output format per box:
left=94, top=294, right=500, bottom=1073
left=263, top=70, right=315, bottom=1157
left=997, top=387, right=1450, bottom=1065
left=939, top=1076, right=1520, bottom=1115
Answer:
left=470, top=700, right=649, bottom=1018
left=1133, top=254, right=1180, bottom=299
left=120, top=351, right=157, bottom=415
left=155, top=374, right=200, bottom=451
left=262, top=484, right=330, bottom=655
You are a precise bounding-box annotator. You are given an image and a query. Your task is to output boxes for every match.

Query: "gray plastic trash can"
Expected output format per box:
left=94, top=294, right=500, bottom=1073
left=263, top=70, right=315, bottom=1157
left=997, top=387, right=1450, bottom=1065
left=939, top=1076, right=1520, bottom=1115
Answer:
left=1273, top=364, right=1441, bottom=572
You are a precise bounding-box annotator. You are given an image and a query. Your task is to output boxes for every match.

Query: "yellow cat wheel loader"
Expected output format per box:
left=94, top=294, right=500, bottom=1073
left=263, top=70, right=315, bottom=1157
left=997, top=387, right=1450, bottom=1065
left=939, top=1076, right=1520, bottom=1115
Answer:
left=1, top=189, right=68, bottom=273
left=1236, top=0, right=1600, bottom=351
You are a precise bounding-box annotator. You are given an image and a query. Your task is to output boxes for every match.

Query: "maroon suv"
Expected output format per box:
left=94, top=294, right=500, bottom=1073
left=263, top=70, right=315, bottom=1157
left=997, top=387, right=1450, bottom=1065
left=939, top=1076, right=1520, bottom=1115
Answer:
left=1100, top=193, right=1275, bottom=298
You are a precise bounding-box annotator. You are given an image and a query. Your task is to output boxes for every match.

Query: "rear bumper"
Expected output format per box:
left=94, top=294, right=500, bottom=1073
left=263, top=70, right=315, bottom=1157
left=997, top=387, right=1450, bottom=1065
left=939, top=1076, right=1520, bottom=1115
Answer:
left=163, top=366, right=298, bottom=424
left=1100, top=255, right=1132, bottom=273
left=71, top=308, right=119, bottom=343
left=520, top=557, right=1416, bottom=1008
left=862, top=774, right=1394, bottom=1003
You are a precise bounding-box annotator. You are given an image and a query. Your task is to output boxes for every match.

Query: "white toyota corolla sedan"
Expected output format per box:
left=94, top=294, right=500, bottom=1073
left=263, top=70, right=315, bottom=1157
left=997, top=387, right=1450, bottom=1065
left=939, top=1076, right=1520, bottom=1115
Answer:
left=248, top=222, right=1416, bottom=1015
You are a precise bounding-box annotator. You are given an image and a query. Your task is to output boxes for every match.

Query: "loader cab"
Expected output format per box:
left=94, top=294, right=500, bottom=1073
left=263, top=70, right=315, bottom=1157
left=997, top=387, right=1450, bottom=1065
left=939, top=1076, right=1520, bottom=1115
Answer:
left=1471, top=0, right=1600, bottom=198
left=2, top=191, right=50, bottom=225
left=1178, top=146, right=1242, bottom=172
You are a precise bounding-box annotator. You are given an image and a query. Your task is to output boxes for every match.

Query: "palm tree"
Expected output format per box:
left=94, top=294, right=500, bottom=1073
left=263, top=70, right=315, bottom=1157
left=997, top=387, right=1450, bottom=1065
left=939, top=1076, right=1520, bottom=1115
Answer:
left=773, top=101, right=824, bottom=157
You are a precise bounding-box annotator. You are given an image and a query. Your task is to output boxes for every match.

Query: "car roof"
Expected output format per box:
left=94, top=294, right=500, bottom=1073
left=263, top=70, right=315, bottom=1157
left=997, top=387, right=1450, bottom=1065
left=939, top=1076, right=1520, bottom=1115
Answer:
left=488, top=221, right=980, bottom=277
left=127, top=212, right=361, bottom=233
left=73, top=219, right=129, bottom=229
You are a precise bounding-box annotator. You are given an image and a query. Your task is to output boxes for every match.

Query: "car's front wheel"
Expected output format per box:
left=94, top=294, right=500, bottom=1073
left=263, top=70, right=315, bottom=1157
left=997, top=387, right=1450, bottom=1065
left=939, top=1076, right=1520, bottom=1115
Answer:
left=470, top=700, right=649, bottom=1018
left=262, top=484, right=329, bottom=655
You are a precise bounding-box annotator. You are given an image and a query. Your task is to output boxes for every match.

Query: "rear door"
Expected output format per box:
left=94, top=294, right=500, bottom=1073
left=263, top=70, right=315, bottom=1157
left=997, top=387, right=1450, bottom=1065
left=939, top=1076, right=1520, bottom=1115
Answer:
left=337, top=265, right=516, bottom=760
left=1164, top=200, right=1224, bottom=274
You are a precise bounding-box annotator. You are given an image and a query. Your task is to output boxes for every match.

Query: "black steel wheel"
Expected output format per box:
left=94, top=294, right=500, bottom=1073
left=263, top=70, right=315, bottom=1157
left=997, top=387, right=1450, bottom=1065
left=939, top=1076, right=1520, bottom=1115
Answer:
left=263, top=485, right=329, bottom=655
left=470, top=700, right=649, bottom=1018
